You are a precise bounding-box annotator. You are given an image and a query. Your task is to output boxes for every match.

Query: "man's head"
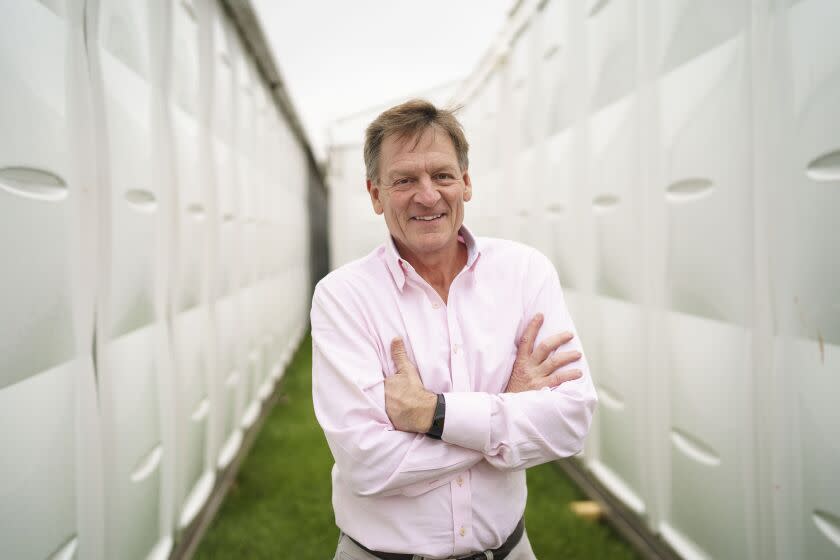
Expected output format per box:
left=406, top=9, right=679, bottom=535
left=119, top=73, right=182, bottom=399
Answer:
left=364, top=99, right=472, bottom=263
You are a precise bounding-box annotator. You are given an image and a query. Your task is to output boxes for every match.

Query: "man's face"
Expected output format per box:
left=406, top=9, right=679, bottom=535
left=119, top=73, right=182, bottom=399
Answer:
left=367, top=127, right=471, bottom=261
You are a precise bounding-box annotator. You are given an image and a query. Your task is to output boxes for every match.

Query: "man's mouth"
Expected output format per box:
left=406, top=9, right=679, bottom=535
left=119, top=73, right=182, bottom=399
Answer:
left=411, top=213, right=444, bottom=222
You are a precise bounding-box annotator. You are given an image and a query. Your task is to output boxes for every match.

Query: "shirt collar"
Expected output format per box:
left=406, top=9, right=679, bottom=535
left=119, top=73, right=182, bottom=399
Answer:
left=383, top=224, right=482, bottom=292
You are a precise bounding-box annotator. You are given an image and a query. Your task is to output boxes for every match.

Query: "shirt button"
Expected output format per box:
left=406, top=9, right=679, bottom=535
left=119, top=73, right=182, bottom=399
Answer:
left=457, top=476, right=463, bottom=486
left=432, top=301, right=440, bottom=309
left=459, top=526, right=466, bottom=537
left=453, top=344, right=459, bottom=354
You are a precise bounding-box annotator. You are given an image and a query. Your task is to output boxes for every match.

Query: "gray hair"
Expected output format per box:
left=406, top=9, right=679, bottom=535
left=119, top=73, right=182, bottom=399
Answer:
left=364, top=99, right=469, bottom=184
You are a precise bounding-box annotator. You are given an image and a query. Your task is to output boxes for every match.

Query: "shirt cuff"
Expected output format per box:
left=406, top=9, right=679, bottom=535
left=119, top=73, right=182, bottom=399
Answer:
left=440, top=392, right=491, bottom=453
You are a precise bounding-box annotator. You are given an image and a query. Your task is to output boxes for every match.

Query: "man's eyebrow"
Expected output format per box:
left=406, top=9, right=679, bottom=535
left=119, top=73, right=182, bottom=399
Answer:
left=386, top=160, right=458, bottom=179
left=386, top=168, right=417, bottom=179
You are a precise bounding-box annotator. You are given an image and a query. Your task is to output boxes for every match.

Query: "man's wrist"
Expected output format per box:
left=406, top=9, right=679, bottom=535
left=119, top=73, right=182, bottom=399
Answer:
left=416, top=390, right=438, bottom=433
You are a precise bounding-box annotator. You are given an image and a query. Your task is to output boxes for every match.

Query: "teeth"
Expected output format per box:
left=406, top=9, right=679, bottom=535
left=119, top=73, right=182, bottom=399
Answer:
left=414, top=214, right=442, bottom=221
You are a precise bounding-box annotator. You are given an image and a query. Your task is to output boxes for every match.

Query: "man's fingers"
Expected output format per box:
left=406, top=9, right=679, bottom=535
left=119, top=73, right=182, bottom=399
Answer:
left=391, top=337, right=409, bottom=372
left=538, top=349, right=581, bottom=376
left=516, top=313, right=544, bottom=359
left=541, top=369, right=583, bottom=388
left=531, top=331, right=575, bottom=363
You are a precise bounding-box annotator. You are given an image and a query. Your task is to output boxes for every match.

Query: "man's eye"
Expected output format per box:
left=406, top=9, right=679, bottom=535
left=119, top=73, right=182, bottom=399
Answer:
left=435, top=173, right=454, bottom=181
left=394, top=178, right=411, bottom=186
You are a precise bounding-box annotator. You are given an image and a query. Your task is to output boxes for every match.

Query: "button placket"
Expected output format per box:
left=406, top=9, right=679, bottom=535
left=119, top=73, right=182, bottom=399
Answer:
left=447, top=302, right=469, bottom=391
left=450, top=470, right=474, bottom=555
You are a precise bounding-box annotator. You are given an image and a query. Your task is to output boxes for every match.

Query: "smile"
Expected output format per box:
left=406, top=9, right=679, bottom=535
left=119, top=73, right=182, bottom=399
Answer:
left=411, top=213, right=444, bottom=222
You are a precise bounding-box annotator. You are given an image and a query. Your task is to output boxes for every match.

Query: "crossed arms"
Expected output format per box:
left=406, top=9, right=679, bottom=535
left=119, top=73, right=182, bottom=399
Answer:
left=310, top=253, right=598, bottom=498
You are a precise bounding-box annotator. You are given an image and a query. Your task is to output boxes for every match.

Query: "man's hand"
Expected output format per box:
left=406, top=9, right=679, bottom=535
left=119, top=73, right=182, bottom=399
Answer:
left=505, top=313, right=583, bottom=393
left=385, top=338, right=437, bottom=433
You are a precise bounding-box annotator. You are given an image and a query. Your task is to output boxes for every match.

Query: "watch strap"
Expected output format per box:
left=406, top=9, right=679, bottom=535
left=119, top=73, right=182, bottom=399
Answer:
left=425, top=393, right=446, bottom=440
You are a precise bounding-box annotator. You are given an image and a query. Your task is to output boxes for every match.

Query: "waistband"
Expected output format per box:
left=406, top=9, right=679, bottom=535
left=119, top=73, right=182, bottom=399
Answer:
left=347, top=517, right=525, bottom=560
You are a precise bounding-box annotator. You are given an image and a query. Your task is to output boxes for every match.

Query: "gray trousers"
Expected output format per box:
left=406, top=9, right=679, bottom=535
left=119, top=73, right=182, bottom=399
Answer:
left=333, top=531, right=538, bottom=560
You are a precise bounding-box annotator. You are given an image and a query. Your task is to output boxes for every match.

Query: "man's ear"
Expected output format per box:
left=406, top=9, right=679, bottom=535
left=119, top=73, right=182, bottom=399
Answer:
left=462, top=171, right=472, bottom=202
left=367, top=179, right=384, bottom=214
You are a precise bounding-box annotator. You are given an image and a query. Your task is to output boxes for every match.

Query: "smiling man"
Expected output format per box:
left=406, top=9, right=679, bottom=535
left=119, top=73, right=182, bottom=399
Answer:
left=311, top=99, right=597, bottom=560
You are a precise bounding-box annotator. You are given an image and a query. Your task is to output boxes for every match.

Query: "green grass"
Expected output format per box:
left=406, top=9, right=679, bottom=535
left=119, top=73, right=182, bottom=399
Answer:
left=195, top=333, right=639, bottom=559
left=194, top=335, right=335, bottom=559
left=525, top=464, right=639, bottom=559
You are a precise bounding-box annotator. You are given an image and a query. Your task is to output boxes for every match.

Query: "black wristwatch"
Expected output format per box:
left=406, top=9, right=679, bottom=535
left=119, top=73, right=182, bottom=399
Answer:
left=425, top=393, right=446, bottom=440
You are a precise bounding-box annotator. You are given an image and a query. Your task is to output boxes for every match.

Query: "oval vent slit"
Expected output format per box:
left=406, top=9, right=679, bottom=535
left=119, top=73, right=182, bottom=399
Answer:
left=588, top=0, right=611, bottom=18
left=0, top=166, right=68, bottom=201
left=125, top=189, right=157, bottom=212
left=187, top=203, right=206, bottom=220
left=670, top=428, right=721, bottom=466
left=813, top=510, right=840, bottom=548
left=805, top=149, right=840, bottom=182
left=47, top=534, right=78, bottom=560
left=130, top=444, right=163, bottom=483
left=596, top=384, right=625, bottom=410
left=191, top=397, right=210, bottom=422
left=545, top=202, right=566, bottom=215
left=592, top=193, right=620, bottom=214
left=666, top=178, right=715, bottom=203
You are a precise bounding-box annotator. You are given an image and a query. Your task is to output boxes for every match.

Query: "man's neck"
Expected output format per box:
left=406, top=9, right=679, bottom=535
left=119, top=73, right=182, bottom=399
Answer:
left=396, top=239, right=468, bottom=304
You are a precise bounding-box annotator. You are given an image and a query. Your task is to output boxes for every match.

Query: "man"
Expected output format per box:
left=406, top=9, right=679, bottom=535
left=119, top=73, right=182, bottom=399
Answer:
left=311, top=99, right=597, bottom=560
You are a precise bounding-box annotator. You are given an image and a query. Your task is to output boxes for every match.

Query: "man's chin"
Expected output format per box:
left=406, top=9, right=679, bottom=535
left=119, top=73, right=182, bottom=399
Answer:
left=405, top=232, right=456, bottom=255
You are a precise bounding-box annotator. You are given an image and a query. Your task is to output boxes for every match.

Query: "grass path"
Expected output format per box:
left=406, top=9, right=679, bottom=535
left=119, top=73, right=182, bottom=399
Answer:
left=195, top=334, right=639, bottom=559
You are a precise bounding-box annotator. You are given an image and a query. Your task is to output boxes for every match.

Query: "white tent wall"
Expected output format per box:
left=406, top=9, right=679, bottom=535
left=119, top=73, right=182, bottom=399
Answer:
left=211, top=0, right=243, bottom=474
left=324, top=0, right=840, bottom=559
left=86, top=0, right=177, bottom=557
left=455, top=1, right=840, bottom=559
left=0, top=1, right=102, bottom=558
left=325, top=141, right=384, bottom=269
left=0, top=0, right=315, bottom=558
left=764, top=2, right=840, bottom=559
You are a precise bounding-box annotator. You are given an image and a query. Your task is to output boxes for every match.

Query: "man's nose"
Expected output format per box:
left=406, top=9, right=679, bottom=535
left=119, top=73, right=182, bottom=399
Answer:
left=414, top=175, right=441, bottom=206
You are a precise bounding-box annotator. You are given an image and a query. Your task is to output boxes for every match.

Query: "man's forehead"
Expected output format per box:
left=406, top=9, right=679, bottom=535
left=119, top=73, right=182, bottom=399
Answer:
left=381, top=128, right=458, bottom=169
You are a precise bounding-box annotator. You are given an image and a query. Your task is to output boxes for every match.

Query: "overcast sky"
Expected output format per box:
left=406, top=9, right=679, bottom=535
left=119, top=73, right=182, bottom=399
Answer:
left=252, top=0, right=512, bottom=160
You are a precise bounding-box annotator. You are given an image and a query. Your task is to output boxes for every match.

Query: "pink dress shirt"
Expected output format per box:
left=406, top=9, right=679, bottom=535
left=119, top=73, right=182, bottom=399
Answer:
left=311, top=226, right=597, bottom=558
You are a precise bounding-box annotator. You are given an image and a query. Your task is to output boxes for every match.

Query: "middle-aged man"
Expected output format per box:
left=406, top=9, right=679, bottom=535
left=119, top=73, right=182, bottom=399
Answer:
left=311, top=99, right=598, bottom=560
